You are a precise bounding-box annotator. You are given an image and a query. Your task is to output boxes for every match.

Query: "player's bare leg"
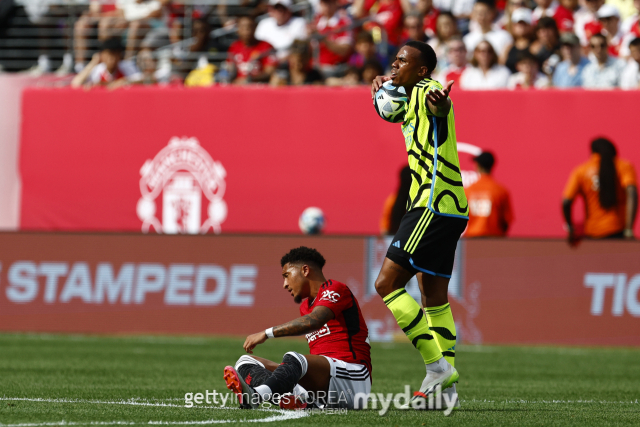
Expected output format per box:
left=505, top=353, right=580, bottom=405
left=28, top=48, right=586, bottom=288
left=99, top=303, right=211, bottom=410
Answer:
left=375, top=258, right=458, bottom=408
left=374, top=258, right=414, bottom=298
left=417, top=272, right=460, bottom=409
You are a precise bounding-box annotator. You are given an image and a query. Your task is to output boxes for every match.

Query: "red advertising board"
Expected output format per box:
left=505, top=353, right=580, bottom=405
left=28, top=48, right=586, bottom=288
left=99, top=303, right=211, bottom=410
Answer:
left=19, top=88, right=640, bottom=237
left=0, top=233, right=366, bottom=335
left=462, top=239, right=640, bottom=346
left=1, top=233, right=639, bottom=346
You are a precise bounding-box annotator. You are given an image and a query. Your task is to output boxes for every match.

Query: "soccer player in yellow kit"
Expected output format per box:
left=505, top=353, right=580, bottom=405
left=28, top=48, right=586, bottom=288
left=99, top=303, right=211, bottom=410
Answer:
left=370, top=40, right=468, bottom=409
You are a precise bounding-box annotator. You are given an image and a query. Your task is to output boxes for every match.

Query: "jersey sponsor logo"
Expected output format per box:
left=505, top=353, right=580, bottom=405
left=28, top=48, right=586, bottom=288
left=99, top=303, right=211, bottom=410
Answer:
left=305, top=324, right=330, bottom=342
left=320, top=289, right=341, bottom=303
left=137, top=137, right=228, bottom=234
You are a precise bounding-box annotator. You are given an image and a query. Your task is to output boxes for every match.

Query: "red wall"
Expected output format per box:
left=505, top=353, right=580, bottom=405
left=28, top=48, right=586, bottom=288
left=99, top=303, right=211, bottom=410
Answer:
left=19, top=87, right=640, bottom=236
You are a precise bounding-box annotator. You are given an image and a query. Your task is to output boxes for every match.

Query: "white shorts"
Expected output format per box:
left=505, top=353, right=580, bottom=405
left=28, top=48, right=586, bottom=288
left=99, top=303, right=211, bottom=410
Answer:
left=322, top=356, right=371, bottom=409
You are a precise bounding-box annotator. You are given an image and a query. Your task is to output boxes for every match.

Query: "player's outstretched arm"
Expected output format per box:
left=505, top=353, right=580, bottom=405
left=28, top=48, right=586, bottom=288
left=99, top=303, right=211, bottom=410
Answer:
left=243, top=306, right=335, bottom=354
left=426, top=80, right=454, bottom=117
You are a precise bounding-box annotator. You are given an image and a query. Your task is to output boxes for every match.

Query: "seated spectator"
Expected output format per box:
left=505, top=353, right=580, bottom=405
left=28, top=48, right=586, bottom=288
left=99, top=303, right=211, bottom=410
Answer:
left=463, top=0, right=513, bottom=60
left=574, top=0, right=604, bottom=46
left=597, top=5, right=624, bottom=56
left=465, top=152, right=514, bottom=238
left=349, top=31, right=387, bottom=70
left=135, top=46, right=173, bottom=85
left=416, top=0, right=440, bottom=38
left=436, top=37, right=468, bottom=85
left=71, top=37, right=140, bottom=88
left=326, top=59, right=384, bottom=85
left=621, top=0, right=639, bottom=37
left=117, top=0, right=169, bottom=59
left=502, top=7, right=535, bottom=73
left=619, top=5, right=640, bottom=57
left=311, top=0, right=353, bottom=77
left=255, top=0, right=308, bottom=61
left=433, top=0, right=475, bottom=28
left=507, top=50, right=551, bottom=88
left=554, top=0, right=578, bottom=33
left=353, top=0, right=404, bottom=54
left=530, top=16, right=561, bottom=74
left=460, top=40, right=511, bottom=89
left=227, top=16, right=277, bottom=84
left=361, top=59, right=386, bottom=83
left=583, top=33, right=626, bottom=88
left=270, top=41, right=324, bottom=86
left=532, top=0, right=558, bottom=24
left=326, top=66, right=361, bottom=86
left=402, top=12, right=429, bottom=44
left=428, top=12, right=459, bottom=64
left=73, top=0, right=123, bottom=72
left=621, top=37, right=640, bottom=88
left=553, top=32, right=590, bottom=87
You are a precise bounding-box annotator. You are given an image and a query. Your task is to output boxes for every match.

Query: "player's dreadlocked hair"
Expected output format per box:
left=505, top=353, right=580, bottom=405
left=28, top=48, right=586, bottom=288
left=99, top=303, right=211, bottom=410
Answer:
left=591, top=138, right=618, bottom=209
left=280, top=247, right=326, bottom=269
left=403, top=40, right=437, bottom=76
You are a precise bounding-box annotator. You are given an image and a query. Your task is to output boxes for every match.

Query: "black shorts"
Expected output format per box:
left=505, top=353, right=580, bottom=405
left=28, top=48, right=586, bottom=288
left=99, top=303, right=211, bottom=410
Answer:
left=386, top=208, right=468, bottom=278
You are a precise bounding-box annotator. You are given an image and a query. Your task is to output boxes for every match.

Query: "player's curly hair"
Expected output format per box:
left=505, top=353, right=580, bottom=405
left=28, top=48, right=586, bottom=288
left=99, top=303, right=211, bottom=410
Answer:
left=280, top=247, right=326, bottom=269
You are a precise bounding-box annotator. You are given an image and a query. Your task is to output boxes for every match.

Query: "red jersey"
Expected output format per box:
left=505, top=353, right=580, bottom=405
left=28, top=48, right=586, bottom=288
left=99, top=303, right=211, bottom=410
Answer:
left=423, top=7, right=440, bottom=38
left=363, top=0, right=403, bottom=46
left=315, top=12, right=353, bottom=66
left=227, top=40, right=277, bottom=79
left=553, top=5, right=575, bottom=32
left=300, top=280, right=372, bottom=374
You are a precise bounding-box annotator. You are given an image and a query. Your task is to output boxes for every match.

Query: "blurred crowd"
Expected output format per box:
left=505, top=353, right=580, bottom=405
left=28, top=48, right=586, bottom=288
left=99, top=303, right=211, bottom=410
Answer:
left=8, top=0, right=640, bottom=89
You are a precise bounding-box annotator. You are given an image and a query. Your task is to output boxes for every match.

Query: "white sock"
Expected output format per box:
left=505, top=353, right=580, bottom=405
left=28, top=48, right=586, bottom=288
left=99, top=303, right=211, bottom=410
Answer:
left=254, top=384, right=272, bottom=401
left=425, top=357, right=449, bottom=373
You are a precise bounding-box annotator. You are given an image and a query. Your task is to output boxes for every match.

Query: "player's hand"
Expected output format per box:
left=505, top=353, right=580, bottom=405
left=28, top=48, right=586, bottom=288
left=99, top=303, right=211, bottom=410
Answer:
left=243, top=331, right=267, bottom=354
left=426, top=80, right=454, bottom=105
left=371, top=75, right=392, bottom=99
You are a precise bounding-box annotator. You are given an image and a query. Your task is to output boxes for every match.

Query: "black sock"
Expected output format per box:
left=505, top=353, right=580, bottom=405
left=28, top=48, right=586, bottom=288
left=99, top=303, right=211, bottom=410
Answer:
left=263, top=353, right=304, bottom=396
left=237, top=363, right=271, bottom=388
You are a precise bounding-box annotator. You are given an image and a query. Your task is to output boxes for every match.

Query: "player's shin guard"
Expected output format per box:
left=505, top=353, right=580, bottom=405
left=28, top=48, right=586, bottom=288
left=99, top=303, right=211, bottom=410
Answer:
left=262, top=352, right=308, bottom=399
left=384, top=288, right=441, bottom=364
left=235, top=355, right=271, bottom=388
left=426, top=303, right=457, bottom=367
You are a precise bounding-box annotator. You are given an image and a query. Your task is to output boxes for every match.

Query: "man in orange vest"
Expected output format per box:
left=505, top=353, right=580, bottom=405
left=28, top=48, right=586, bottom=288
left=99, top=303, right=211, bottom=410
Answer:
left=465, top=152, right=514, bottom=237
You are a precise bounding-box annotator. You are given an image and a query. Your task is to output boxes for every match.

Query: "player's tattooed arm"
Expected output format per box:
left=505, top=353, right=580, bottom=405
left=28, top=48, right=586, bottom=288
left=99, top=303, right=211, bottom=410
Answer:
left=243, top=307, right=335, bottom=353
left=273, top=306, right=335, bottom=337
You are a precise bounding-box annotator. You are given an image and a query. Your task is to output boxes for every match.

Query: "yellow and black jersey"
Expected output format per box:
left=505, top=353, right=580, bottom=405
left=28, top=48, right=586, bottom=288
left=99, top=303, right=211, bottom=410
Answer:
left=400, top=78, right=469, bottom=218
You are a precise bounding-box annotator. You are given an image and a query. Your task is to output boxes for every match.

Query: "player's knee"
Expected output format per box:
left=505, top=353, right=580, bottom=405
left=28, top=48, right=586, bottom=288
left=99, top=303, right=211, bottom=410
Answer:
left=374, top=276, right=394, bottom=298
left=283, top=352, right=308, bottom=377
left=234, top=354, right=263, bottom=371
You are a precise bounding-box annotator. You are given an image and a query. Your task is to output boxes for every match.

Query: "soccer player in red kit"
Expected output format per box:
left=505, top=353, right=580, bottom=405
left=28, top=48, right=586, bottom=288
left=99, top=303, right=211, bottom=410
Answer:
left=223, top=246, right=372, bottom=410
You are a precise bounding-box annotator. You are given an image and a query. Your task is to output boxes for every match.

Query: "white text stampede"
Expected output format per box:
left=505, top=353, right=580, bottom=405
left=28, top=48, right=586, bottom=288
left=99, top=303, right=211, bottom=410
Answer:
left=1, top=261, right=257, bottom=306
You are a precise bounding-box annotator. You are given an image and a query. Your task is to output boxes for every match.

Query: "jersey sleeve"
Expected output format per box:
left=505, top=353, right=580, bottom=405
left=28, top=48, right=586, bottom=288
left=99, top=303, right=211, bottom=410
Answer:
left=314, top=281, right=352, bottom=318
left=619, top=161, right=638, bottom=188
left=563, top=167, right=582, bottom=200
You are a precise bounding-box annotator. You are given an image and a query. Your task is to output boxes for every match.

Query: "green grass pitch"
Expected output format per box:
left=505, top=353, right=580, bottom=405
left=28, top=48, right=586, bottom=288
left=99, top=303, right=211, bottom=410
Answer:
left=1, top=333, right=639, bottom=426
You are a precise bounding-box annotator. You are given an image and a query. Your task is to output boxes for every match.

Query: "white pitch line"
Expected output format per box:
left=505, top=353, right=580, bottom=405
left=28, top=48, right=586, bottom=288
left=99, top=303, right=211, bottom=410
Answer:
left=0, top=398, right=216, bottom=409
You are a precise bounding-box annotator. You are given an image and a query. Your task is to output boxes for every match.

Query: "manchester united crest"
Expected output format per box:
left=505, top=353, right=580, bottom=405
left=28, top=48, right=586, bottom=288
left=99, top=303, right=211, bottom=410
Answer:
left=137, top=137, right=227, bottom=234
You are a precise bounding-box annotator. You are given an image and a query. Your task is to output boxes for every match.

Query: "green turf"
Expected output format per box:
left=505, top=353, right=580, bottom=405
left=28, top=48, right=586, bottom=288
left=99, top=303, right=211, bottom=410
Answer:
left=0, top=333, right=639, bottom=426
